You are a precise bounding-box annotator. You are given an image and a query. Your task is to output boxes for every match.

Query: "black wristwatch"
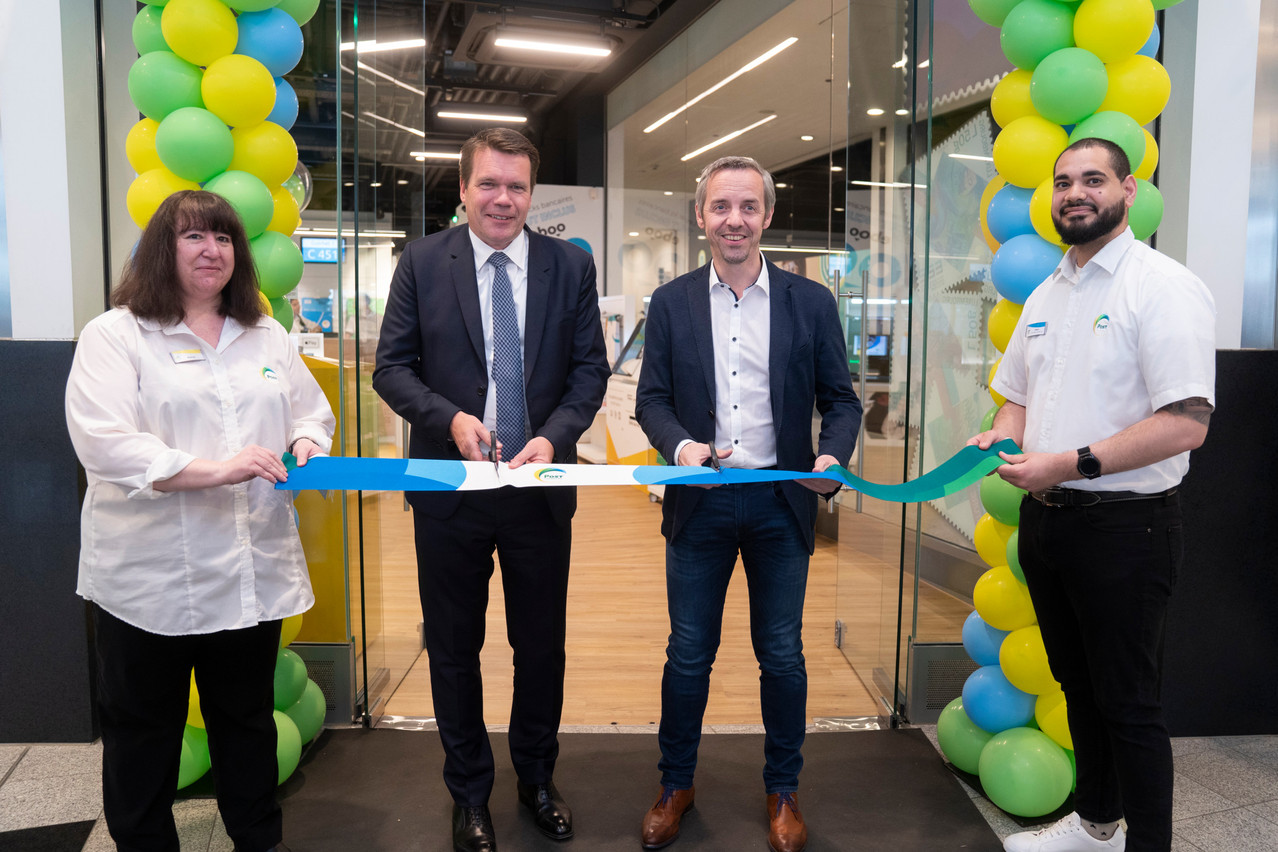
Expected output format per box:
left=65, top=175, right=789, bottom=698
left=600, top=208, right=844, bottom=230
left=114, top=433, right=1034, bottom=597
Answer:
left=1076, top=446, right=1102, bottom=480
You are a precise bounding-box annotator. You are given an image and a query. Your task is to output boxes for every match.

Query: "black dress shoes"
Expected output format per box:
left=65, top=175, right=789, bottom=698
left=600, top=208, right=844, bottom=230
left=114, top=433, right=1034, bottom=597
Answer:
left=516, top=779, right=574, bottom=841
left=452, top=804, right=498, bottom=852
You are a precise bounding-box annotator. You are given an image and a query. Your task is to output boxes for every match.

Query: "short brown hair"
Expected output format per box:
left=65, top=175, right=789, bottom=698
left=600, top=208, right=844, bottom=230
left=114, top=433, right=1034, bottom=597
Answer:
left=459, top=127, right=540, bottom=190
left=112, top=190, right=263, bottom=327
left=695, top=156, right=776, bottom=217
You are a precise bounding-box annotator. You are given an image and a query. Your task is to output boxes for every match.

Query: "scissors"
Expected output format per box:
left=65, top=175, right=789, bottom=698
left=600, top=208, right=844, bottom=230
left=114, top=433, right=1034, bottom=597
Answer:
left=706, top=442, right=722, bottom=472
left=488, top=430, right=499, bottom=473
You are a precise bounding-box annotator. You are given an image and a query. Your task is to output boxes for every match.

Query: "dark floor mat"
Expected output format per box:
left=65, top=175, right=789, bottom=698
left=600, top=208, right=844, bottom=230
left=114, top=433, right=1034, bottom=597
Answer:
left=278, top=727, right=1001, bottom=851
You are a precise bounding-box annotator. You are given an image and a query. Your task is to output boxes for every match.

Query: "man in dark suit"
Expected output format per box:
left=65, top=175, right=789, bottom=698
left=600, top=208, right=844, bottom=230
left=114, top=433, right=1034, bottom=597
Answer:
left=634, top=156, right=861, bottom=852
left=373, top=128, right=609, bottom=852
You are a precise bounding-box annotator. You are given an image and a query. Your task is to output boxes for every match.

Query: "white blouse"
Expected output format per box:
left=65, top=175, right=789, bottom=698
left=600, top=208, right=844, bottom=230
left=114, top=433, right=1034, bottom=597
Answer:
left=65, top=308, right=336, bottom=636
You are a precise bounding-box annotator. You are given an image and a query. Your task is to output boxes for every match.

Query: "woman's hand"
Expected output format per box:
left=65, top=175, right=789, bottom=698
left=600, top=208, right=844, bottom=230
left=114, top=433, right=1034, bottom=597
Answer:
left=289, top=437, right=324, bottom=466
left=221, top=445, right=290, bottom=484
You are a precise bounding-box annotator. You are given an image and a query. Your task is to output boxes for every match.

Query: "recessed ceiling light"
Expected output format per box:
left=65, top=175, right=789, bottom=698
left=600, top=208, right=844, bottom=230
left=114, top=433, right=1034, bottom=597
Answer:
left=830, top=166, right=844, bottom=172
left=628, top=231, right=640, bottom=237
left=775, top=182, right=788, bottom=188
left=895, top=109, right=909, bottom=116
left=680, top=114, right=777, bottom=162
left=437, top=110, right=527, bottom=123
left=344, top=182, right=353, bottom=186
left=644, top=37, right=798, bottom=134
left=397, top=179, right=409, bottom=185
left=370, top=181, right=382, bottom=187
left=697, top=235, right=706, bottom=240
left=663, top=191, right=674, bottom=196
left=866, top=108, right=885, bottom=116
left=918, top=59, right=931, bottom=69
left=834, top=207, right=844, bottom=212
left=800, top=135, right=814, bottom=142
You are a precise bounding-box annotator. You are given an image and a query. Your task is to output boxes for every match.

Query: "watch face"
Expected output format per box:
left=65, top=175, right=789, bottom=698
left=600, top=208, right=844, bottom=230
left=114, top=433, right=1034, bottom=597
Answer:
left=1078, top=451, right=1101, bottom=478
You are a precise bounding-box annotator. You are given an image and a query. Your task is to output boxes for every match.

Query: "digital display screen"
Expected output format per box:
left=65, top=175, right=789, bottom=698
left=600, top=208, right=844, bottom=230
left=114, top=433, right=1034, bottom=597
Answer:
left=300, top=237, right=345, bottom=263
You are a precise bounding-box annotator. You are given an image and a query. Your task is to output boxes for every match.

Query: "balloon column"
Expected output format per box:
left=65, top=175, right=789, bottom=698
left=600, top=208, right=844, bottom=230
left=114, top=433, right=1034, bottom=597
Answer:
left=126, top=0, right=321, bottom=329
left=177, top=613, right=329, bottom=789
left=941, top=0, right=1183, bottom=819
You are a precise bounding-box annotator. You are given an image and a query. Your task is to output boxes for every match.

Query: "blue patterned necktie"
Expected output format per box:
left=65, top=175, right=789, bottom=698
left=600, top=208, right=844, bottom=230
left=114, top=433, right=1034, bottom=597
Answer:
left=489, top=251, right=526, bottom=457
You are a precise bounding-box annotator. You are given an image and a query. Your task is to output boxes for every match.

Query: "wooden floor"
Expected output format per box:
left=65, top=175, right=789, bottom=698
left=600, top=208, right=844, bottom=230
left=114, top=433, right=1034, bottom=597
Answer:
left=359, top=482, right=969, bottom=727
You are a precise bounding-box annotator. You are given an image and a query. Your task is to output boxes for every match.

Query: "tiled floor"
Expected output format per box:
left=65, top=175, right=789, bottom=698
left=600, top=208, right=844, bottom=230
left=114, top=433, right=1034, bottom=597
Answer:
left=3, top=731, right=1277, bottom=850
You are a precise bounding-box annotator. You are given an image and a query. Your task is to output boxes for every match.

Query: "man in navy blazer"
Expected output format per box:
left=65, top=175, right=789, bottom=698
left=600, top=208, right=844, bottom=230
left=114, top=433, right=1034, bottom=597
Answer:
left=373, top=128, right=609, bottom=852
left=635, top=156, right=861, bottom=852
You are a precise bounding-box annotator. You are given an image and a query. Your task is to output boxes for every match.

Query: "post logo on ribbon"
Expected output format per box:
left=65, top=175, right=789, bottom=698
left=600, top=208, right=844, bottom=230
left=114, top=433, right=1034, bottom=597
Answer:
left=535, top=467, right=567, bottom=481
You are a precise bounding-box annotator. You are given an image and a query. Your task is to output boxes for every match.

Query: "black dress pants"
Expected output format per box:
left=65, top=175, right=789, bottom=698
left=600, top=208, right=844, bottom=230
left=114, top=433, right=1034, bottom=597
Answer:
left=93, top=605, right=283, bottom=852
left=1018, top=493, right=1181, bottom=852
left=413, top=487, right=572, bottom=806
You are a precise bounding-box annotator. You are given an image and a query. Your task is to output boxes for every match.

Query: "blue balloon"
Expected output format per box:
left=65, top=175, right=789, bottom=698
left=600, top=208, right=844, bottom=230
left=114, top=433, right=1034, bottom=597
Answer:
left=986, top=184, right=1036, bottom=245
left=268, top=77, right=299, bottom=131
left=962, top=665, right=1036, bottom=733
left=1138, top=23, right=1161, bottom=59
left=991, top=234, right=1063, bottom=304
left=235, top=9, right=305, bottom=77
left=962, top=610, right=1010, bottom=667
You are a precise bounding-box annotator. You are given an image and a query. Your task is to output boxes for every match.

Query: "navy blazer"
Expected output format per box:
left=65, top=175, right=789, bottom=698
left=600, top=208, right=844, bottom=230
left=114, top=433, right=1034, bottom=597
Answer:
left=372, top=224, right=610, bottom=525
left=634, top=260, right=862, bottom=553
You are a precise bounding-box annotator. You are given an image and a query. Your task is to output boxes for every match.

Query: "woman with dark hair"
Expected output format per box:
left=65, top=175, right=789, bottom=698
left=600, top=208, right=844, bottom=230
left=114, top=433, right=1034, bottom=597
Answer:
left=65, top=190, right=334, bottom=852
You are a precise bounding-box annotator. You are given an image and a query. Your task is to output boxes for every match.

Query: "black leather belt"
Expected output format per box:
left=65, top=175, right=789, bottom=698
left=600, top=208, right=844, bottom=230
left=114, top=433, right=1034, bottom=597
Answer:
left=1029, top=487, right=1178, bottom=508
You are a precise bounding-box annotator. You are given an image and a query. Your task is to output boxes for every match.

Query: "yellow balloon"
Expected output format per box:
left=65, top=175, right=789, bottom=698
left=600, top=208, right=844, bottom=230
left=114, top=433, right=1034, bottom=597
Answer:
left=125, top=118, right=164, bottom=174
left=187, top=671, right=205, bottom=728
left=161, top=0, right=237, bottom=67
left=973, top=564, right=1037, bottom=632
left=1134, top=129, right=1159, bottom=181
left=1000, top=625, right=1058, bottom=695
left=229, top=122, right=299, bottom=188
left=1036, top=688, right=1073, bottom=750
left=260, top=291, right=274, bottom=316
left=993, top=116, right=1070, bottom=189
left=1030, top=177, right=1066, bottom=248
left=202, top=54, right=276, bottom=128
left=991, top=69, right=1037, bottom=129
left=280, top=613, right=304, bottom=647
left=988, top=299, right=1023, bottom=353
left=1099, top=55, right=1171, bottom=127
left=974, top=512, right=1016, bottom=569
left=978, top=175, right=1005, bottom=255
left=1074, top=0, right=1155, bottom=64
left=267, top=185, right=302, bottom=236
left=988, top=359, right=1006, bottom=407
left=126, top=167, right=200, bottom=229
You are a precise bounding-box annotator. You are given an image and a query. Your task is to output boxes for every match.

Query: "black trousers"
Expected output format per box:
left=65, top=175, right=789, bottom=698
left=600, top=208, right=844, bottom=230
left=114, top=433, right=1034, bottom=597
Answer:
left=1018, top=493, right=1182, bottom=852
left=93, top=605, right=283, bottom=852
left=413, top=487, right=572, bottom=806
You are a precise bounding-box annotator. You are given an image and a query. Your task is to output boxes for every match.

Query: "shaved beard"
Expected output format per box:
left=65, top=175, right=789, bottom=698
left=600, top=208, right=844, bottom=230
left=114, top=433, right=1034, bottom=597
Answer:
left=1054, top=196, right=1127, bottom=246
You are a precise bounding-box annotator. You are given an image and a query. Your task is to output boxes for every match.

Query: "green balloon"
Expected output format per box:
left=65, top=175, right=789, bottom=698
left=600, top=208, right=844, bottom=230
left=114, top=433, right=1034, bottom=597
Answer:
left=978, top=727, right=1073, bottom=817
left=274, top=709, right=303, bottom=784
left=282, top=173, right=306, bottom=208
left=1006, top=529, right=1025, bottom=584
left=1152, top=0, right=1184, bottom=8
left=204, top=170, right=274, bottom=238
left=968, top=0, right=1022, bottom=26
left=269, top=295, right=295, bottom=331
left=177, top=724, right=210, bottom=789
left=273, top=647, right=307, bottom=710
left=1069, top=112, right=1146, bottom=177
left=251, top=230, right=305, bottom=299
left=227, top=0, right=284, bottom=9
left=128, top=51, right=204, bottom=122
left=1001, top=0, right=1076, bottom=71
left=1030, top=47, right=1107, bottom=125
left=1129, top=179, right=1164, bottom=241
left=980, top=405, right=998, bottom=433
left=155, top=108, right=233, bottom=182
left=980, top=474, right=1026, bottom=527
left=285, top=679, right=327, bottom=744
left=275, top=0, right=322, bottom=25
left=937, top=697, right=994, bottom=775
left=132, top=6, right=168, bottom=55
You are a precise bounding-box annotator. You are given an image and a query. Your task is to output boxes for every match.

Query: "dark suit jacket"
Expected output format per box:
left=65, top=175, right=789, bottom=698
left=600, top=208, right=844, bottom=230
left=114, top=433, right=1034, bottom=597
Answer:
left=634, top=260, right=862, bottom=553
left=372, top=224, right=610, bottom=526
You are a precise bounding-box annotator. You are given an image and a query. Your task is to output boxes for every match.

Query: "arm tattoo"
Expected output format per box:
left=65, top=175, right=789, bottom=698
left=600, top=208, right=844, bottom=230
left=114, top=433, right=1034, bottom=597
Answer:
left=1159, top=397, right=1213, bottom=427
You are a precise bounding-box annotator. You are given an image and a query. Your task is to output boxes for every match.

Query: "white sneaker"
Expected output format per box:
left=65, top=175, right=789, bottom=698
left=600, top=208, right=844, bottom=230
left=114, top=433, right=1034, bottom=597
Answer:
left=1003, top=812, right=1125, bottom=852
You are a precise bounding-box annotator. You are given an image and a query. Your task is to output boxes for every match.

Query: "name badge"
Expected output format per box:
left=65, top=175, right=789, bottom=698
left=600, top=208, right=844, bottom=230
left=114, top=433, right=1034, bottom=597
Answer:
left=1025, top=321, right=1047, bottom=338
left=171, top=349, right=205, bottom=364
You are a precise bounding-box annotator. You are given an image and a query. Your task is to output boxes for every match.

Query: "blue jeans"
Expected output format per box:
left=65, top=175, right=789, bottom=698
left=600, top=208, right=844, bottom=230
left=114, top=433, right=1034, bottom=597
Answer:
left=658, top=482, right=812, bottom=794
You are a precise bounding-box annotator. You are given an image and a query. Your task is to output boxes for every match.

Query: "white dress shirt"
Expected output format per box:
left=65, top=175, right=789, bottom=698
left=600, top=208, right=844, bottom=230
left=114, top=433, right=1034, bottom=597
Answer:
left=992, top=228, right=1216, bottom=492
left=675, top=256, right=777, bottom=468
left=65, top=308, right=336, bottom=636
left=468, top=227, right=529, bottom=440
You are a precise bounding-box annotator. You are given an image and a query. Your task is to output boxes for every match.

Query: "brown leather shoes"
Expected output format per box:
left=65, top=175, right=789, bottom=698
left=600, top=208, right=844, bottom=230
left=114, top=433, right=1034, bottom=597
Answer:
left=640, top=786, right=695, bottom=849
left=766, top=792, right=808, bottom=852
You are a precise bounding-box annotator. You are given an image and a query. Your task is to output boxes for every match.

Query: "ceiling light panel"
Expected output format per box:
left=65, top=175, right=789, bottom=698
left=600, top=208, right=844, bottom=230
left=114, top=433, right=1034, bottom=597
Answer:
left=645, top=37, right=798, bottom=134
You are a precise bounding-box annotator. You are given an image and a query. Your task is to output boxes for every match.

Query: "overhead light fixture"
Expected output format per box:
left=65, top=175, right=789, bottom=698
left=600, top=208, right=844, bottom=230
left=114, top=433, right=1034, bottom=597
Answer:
left=397, top=179, right=409, bottom=185
left=850, top=180, right=927, bottom=189
left=343, top=61, right=426, bottom=97
left=363, top=110, right=425, bottom=137
left=628, top=231, right=640, bottom=237
left=949, top=153, right=994, bottom=162
left=340, top=38, right=427, bottom=53
left=663, top=191, right=674, bottom=196
left=891, top=54, right=907, bottom=69
left=493, top=31, right=612, bottom=58
left=410, top=150, right=462, bottom=160
left=866, top=108, right=885, bottom=116
left=918, top=59, right=931, bottom=69
left=437, top=109, right=527, bottom=123
left=800, top=135, right=814, bottom=142
left=895, top=109, right=909, bottom=116
left=645, top=37, right=798, bottom=134
left=680, top=113, right=777, bottom=162
left=760, top=246, right=852, bottom=255
left=830, top=166, right=843, bottom=172
left=775, top=182, right=788, bottom=188
left=294, top=227, right=407, bottom=238
left=370, top=181, right=382, bottom=187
